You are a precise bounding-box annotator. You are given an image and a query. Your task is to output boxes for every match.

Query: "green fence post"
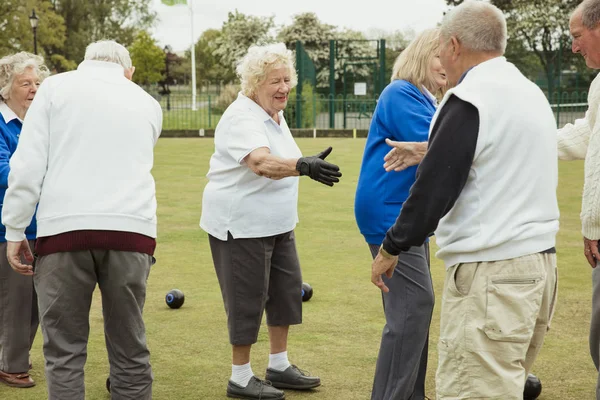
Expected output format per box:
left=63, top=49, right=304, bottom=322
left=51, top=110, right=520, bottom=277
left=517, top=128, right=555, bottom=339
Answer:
left=379, top=39, right=386, bottom=96
left=208, top=95, right=211, bottom=128
left=296, top=41, right=303, bottom=129
left=313, top=93, right=316, bottom=128
left=343, top=63, right=347, bottom=129
left=329, top=40, right=335, bottom=129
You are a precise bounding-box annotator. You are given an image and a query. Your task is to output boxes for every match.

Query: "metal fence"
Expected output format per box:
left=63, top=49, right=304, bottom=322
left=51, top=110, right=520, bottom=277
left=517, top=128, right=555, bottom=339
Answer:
left=159, top=91, right=589, bottom=132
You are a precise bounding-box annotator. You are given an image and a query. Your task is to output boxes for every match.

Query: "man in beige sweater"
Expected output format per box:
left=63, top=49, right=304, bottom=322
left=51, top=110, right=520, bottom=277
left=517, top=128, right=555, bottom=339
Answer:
left=557, top=2, right=600, bottom=398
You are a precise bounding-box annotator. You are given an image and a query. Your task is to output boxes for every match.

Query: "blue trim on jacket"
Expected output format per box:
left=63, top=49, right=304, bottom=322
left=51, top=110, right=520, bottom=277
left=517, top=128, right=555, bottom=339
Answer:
left=0, top=112, right=36, bottom=242
left=354, top=80, right=436, bottom=245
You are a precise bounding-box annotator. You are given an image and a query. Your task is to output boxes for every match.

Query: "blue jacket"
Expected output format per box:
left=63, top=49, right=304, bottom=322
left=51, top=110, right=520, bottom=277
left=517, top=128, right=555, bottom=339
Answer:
left=0, top=111, right=36, bottom=242
left=354, top=80, right=436, bottom=245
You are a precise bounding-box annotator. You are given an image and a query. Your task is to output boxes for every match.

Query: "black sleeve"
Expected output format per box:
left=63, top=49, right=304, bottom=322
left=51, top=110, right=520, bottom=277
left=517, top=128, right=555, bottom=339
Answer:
left=381, top=95, right=480, bottom=255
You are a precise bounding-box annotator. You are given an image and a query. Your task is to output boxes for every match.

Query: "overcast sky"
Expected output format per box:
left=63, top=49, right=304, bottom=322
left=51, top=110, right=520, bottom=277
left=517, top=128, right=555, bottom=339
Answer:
left=150, top=0, right=449, bottom=52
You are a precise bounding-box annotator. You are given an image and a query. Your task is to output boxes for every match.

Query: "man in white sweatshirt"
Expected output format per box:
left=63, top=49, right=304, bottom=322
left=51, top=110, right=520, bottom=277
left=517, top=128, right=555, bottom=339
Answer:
left=558, top=1, right=600, bottom=398
left=2, top=40, right=162, bottom=399
left=371, top=2, right=559, bottom=399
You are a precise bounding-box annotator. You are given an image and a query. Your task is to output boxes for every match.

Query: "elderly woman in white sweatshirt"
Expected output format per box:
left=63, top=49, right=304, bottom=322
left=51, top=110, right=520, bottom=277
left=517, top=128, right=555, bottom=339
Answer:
left=200, top=43, right=341, bottom=400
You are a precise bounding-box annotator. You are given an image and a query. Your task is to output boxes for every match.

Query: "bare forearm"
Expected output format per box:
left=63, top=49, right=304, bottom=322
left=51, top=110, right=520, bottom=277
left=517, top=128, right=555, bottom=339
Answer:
left=248, top=154, right=300, bottom=179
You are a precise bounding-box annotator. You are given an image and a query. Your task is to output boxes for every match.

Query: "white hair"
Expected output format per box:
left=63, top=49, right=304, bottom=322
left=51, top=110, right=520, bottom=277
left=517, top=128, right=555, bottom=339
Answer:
left=580, top=0, right=600, bottom=29
left=0, top=52, right=49, bottom=102
left=236, top=43, right=298, bottom=97
left=84, top=40, right=132, bottom=69
left=440, top=0, right=507, bottom=54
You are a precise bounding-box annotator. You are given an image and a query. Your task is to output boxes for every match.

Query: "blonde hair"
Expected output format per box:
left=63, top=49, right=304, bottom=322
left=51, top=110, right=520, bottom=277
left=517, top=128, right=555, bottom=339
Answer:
left=236, top=43, right=298, bottom=98
left=391, top=28, right=444, bottom=97
left=0, top=52, right=49, bottom=102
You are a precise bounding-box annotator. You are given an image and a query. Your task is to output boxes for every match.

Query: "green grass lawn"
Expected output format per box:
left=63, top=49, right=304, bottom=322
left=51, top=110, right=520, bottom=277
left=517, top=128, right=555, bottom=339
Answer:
left=1, top=138, right=596, bottom=399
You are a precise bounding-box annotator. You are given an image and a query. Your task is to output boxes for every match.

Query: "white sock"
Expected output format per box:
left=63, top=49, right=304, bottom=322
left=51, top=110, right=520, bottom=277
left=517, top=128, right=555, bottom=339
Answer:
left=268, top=351, right=291, bottom=371
left=231, top=362, right=254, bottom=387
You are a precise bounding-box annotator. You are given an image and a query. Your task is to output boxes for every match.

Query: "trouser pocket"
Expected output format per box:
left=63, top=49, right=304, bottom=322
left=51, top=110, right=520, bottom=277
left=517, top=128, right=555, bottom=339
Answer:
left=484, top=275, right=544, bottom=342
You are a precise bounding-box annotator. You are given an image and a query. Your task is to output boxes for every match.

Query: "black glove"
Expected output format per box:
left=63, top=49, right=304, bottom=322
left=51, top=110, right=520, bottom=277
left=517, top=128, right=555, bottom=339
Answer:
left=296, top=146, right=342, bottom=187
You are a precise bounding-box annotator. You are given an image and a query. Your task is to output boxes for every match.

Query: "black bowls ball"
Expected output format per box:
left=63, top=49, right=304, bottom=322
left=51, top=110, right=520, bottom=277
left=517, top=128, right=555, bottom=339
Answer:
left=165, top=289, right=185, bottom=309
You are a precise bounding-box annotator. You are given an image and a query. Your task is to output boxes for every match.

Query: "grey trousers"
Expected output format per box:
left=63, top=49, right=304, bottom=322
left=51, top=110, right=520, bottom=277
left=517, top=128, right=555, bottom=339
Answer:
left=369, top=243, right=434, bottom=400
left=209, top=231, right=303, bottom=345
left=0, top=240, right=38, bottom=373
left=34, top=250, right=153, bottom=400
left=591, top=266, right=600, bottom=399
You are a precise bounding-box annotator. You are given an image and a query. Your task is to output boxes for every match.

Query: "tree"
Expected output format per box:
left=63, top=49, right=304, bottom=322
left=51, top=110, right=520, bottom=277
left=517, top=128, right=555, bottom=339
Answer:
left=276, top=13, right=375, bottom=91
left=444, top=0, right=582, bottom=96
left=0, top=0, right=69, bottom=72
left=191, top=29, right=236, bottom=90
left=213, top=10, right=274, bottom=71
left=129, top=31, right=164, bottom=87
left=277, top=12, right=335, bottom=89
left=48, top=0, right=157, bottom=71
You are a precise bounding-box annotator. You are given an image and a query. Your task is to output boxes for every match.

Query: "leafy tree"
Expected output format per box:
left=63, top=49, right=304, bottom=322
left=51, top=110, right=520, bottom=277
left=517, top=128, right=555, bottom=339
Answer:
left=444, top=0, right=582, bottom=96
left=191, top=29, right=236, bottom=89
left=212, top=10, right=274, bottom=71
left=277, top=13, right=335, bottom=88
left=129, top=31, right=165, bottom=87
left=277, top=13, right=375, bottom=91
left=48, top=0, right=156, bottom=71
left=0, top=0, right=69, bottom=72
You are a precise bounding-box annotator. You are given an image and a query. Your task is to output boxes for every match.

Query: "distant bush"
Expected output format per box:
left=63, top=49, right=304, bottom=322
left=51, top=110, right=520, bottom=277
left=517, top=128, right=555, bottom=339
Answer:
left=212, top=84, right=239, bottom=114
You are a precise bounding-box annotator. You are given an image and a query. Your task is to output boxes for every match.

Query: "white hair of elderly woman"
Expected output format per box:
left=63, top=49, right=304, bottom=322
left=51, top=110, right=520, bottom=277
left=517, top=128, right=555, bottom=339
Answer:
left=441, top=0, right=507, bottom=54
left=84, top=40, right=132, bottom=69
left=236, top=42, right=298, bottom=98
left=0, top=52, right=49, bottom=102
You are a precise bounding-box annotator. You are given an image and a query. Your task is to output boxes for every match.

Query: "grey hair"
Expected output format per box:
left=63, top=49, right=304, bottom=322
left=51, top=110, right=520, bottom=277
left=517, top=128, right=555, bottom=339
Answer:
left=84, top=40, right=132, bottom=69
left=440, top=0, right=507, bottom=54
left=0, top=52, right=49, bottom=102
left=236, top=43, right=298, bottom=98
left=580, top=0, right=600, bottom=29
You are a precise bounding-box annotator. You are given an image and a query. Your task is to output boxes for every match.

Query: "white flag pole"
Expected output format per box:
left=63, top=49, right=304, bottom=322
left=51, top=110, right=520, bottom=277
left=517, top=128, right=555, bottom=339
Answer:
left=189, top=0, right=197, bottom=110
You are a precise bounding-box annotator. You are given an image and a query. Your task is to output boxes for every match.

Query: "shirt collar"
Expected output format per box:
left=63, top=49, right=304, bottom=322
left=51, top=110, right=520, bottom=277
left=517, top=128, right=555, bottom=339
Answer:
left=421, top=86, right=438, bottom=106
left=238, top=92, right=284, bottom=124
left=0, top=102, right=22, bottom=124
left=458, top=67, right=474, bottom=85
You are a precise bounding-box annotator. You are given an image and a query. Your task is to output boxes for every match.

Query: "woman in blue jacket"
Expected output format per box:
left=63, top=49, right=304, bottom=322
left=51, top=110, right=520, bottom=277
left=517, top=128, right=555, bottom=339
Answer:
left=0, top=52, right=48, bottom=389
left=355, top=29, right=447, bottom=400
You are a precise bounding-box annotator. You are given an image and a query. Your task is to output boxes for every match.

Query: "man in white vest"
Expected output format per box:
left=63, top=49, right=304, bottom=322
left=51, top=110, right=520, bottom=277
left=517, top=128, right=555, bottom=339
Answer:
left=557, top=1, right=600, bottom=398
left=370, top=1, right=559, bottom=399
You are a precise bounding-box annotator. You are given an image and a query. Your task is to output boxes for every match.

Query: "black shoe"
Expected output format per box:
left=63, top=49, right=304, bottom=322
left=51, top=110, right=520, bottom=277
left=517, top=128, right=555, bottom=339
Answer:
left=227, top=376, right=285, bottom=399
left=265, top=365, right=321, bottom=390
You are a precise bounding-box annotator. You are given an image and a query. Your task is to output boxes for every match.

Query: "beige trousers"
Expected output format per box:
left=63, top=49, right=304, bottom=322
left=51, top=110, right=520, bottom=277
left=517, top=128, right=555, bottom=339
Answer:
left=436, top=253, right=557, bottom=400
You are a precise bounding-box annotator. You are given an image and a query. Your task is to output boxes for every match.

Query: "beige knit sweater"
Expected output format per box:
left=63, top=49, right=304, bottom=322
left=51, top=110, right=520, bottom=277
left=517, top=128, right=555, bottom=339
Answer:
left=558, top=73, right=600, bottom=239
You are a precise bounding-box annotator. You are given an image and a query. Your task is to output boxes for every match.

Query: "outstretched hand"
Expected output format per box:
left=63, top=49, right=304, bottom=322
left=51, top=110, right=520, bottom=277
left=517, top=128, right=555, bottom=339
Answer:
left=296, top=146, right=342, bottom=186
left=383, top=139, right=428, bottom=172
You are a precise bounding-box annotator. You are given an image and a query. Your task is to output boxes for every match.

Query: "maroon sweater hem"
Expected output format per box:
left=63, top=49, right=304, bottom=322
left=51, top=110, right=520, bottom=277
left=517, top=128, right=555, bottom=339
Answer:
left=35, top=230, right=156, bottom=257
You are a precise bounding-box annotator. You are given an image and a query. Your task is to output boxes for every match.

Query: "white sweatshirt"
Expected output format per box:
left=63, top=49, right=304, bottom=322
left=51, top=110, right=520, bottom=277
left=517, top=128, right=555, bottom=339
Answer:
left=2, top=60, right=162, bottom=241
left=557, top=73, right=600, bottom=239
